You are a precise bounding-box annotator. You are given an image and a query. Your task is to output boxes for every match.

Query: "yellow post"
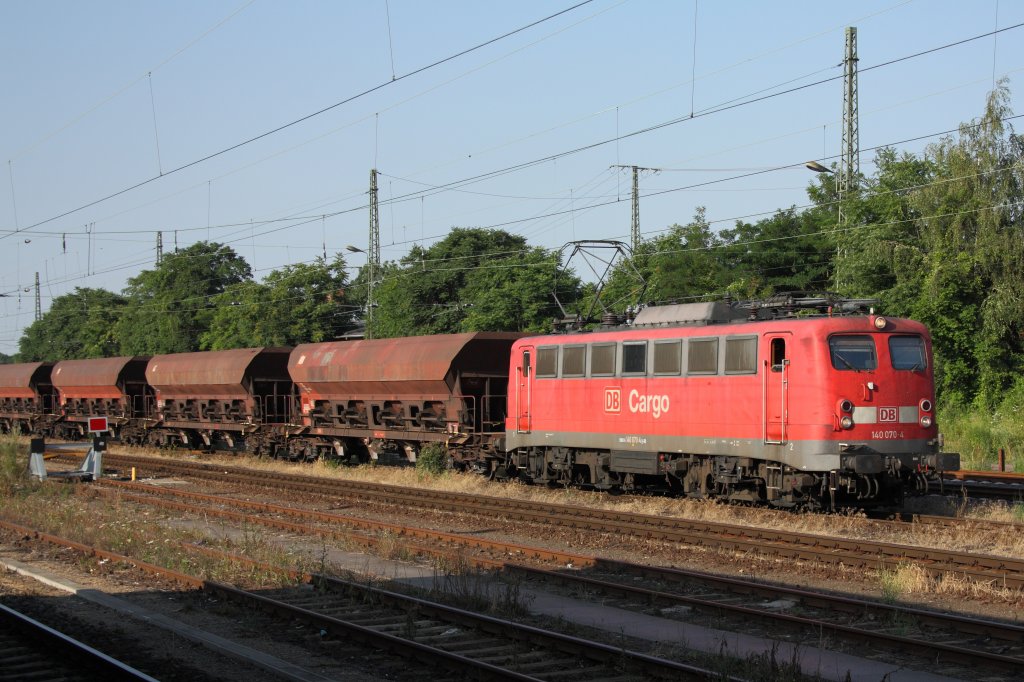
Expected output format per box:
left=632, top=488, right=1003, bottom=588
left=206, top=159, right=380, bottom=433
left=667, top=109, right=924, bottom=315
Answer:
left=131, top=467, right=136, bottom=481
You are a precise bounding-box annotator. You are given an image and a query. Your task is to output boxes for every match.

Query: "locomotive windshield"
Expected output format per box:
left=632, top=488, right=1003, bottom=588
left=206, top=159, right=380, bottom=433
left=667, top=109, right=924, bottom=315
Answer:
left=889, top=335, right=927, bottom=370
left=829, top=335, right=877, bottom=371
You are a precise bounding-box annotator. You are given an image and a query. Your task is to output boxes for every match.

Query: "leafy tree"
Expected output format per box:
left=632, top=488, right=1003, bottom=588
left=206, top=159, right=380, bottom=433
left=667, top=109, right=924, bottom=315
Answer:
left=907, top=83, right=1023, bottom=407
left=116, top=242, right=252, bottom=355
left=828, top=82, right=1023, bottom=407
left=718, top=207, right=833, bottom=297
left=601, top=208, right=730, bottom=311
left=827, top=148, right=933, bottom=302
left=645, top=208, right=726, bottom=302
left=201, top=255, right=353, bottom=349
left=369, top=228, right=570, bottom=337
left=18, top=287, right=127, bottom=361
left=459, top=246, right=566, bottom=332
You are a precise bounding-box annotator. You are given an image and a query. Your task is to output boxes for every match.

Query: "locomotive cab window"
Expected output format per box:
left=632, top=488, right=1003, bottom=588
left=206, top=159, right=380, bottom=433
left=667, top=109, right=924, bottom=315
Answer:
left=653, top=340, right=682, bottom=375
left=889, top=335, right=927, bottom=370
left=590, top=343, right=615, bottom=376
left=536, top=347, right=558, bottom=377
left=562, top=345, right=586, bottom=377
left=829, top=335, right=877, bottom=371
left=622, top=342, right=647, bottom=375
left=724, top=337, right=757, bottom=374
left=688, top=338, right=718, bottom=374
left=770, top=338, right=786, bottom=372
left=521, top=350, right=531, bottom=377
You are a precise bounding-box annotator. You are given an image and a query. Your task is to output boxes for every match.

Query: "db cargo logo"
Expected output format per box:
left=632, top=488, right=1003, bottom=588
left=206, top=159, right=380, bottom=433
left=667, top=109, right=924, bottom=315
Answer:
left=879, top=407, right=898, bottom=422
left=604, top=388, right=621, bottom=413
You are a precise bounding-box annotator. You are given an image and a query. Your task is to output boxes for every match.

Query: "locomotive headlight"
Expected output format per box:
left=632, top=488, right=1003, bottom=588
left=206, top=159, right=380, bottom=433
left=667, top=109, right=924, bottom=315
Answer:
left=919, top=398, right=932, bottom=412
left=872, top=316, right=887, bottom=329
left=840, top=415, right=854, bottom=429
left=839, top=399, right=854, bottom=413
left=920, top=415, right=933, bottom=428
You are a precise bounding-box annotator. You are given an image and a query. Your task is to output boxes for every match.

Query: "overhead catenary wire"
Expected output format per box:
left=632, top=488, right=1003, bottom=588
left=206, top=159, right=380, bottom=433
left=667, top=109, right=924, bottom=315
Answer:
left=9, top=157, right=1022, bottom=325
left=6, top=0, right=258, bottom=163
left=4, top=11, right=999, bottom=249
left=4, top=19, right=1022, bottom=343
left=1, top=0, right=598, bottom=241
left=6, top=10, right=1015, bottom=250
left=3, top=111, right=1020, bottom=304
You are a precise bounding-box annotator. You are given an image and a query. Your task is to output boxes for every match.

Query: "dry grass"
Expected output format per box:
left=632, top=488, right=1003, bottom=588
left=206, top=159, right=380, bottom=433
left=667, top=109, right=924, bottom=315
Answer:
left=0, top=442, right=327, bottom=588
left=875, top=560, right=1023, bottom=605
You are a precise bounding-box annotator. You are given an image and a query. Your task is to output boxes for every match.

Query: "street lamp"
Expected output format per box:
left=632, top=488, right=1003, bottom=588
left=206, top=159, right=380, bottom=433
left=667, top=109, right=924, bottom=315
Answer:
left=805, top=161, right=844, bottom=291
left=346, top=245, right=375, bottom=339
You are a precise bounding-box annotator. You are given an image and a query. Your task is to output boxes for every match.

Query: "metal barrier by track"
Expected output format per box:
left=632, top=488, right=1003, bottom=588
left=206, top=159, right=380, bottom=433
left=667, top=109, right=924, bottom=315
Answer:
left=28, top=436, right=106, bottom=482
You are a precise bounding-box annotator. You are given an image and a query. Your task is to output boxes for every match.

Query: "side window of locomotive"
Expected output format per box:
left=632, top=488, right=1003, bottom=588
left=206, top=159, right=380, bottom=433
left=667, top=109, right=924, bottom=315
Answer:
left=653, top=340, right=682, bottom=375
left=770, top=338, right=786, bottom=372
left=622, top=342, right=647, bottom=375
left=889, top=335, right=927, bottom=370
left=522, top=350, right=531, bottom=377
left=536, top=346, right=558, bottom=378
left=590, top=343, right=615, bottom=377
left=562, top=345, right=586, bottom=377
left=688, top=338, right=718, bottom=375
left=724, top=336, right=757, bottom=374
left=829, top=335, right=877, bottom=371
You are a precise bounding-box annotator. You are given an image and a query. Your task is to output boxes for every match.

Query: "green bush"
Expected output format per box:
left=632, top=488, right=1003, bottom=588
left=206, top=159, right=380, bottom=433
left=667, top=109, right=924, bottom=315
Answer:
left=416, top=442, right=449, bottom=476
left=940, top=378, right=1024, bottom=471
left=0, top=435, right=26, bottom=494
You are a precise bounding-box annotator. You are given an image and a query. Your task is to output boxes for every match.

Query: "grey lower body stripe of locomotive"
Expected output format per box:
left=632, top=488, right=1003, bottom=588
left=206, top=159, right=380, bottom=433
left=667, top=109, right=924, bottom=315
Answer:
left=506, top=431, right=953, bottom=473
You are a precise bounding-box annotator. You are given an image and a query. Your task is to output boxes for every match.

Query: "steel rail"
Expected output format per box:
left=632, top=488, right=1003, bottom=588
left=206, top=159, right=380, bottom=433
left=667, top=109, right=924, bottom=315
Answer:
left=502, top=561, right=1024, bottom=672
left=0, top=602, right=160, bottom=682
left=83, top=478, right=1024, bottom=676
left=0, top=518, right=728, bottom=681
left=89, top=453, right=1024, bottom=589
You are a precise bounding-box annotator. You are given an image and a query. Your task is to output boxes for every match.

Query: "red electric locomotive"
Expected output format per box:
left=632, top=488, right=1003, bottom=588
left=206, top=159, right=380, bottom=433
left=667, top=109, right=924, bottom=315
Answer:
left=501, top=300, right=959, bottom=508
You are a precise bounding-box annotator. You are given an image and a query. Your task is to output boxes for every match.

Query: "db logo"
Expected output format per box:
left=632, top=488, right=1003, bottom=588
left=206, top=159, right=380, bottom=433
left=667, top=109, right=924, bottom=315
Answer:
left=604, top=388, right=621, bottom=413
left=879, top=407, right=898, bottom=422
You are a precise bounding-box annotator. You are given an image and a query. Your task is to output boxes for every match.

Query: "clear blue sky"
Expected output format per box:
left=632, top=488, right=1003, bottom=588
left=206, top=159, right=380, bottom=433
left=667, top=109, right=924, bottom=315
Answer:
left=1, top=0, right=1021, bottom=354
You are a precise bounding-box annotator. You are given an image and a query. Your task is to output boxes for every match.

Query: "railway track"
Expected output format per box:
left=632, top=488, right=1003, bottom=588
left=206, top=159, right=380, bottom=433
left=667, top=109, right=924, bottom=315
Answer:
left=0, top=518, right=728, bottom=682
left=64, top=471, right=1024, bottom=679
left=943, top=470, right=1024, bottom=501
left=85, top=453, right=1024, bottom=590
left=0, top=601, right=158, bottom=682
left=946, top=470, right=1024, bottom=484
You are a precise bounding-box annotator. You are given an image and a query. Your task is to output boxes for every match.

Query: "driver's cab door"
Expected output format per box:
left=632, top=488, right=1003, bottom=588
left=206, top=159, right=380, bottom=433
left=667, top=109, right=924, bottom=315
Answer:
left=763, top=334, right=790, bottom=444
left=516, top=346, right=533, bottom=433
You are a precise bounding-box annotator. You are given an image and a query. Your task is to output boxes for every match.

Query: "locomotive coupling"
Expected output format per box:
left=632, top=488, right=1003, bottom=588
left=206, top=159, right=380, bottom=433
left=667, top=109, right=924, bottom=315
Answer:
left=922, top=452, right=961, bottom=471
left=840, top=453, right=884, bottom=474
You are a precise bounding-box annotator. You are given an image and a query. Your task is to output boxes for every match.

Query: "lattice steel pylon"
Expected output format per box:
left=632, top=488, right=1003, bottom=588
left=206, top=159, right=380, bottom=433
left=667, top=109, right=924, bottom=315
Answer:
left=631, top=166, right=640, bottom=253
left=34, top=272, right=41, bottom=321
left=834, top=26, right=859, bottom=292
left=839, top=26, right=859, bottom=209
left=367, top=168, right=381, bottom=339
left=612, top=165, right=659, bottom=253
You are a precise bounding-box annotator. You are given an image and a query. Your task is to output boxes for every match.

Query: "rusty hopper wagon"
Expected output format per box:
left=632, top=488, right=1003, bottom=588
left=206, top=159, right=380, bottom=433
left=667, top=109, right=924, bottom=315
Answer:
left=0, top=362, right=56, bottom=434
left=145, top=347, right=292, bottom=452
left=287, top=332, right=522, bottom=464
left=50, top=356, right=152, bottom=441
